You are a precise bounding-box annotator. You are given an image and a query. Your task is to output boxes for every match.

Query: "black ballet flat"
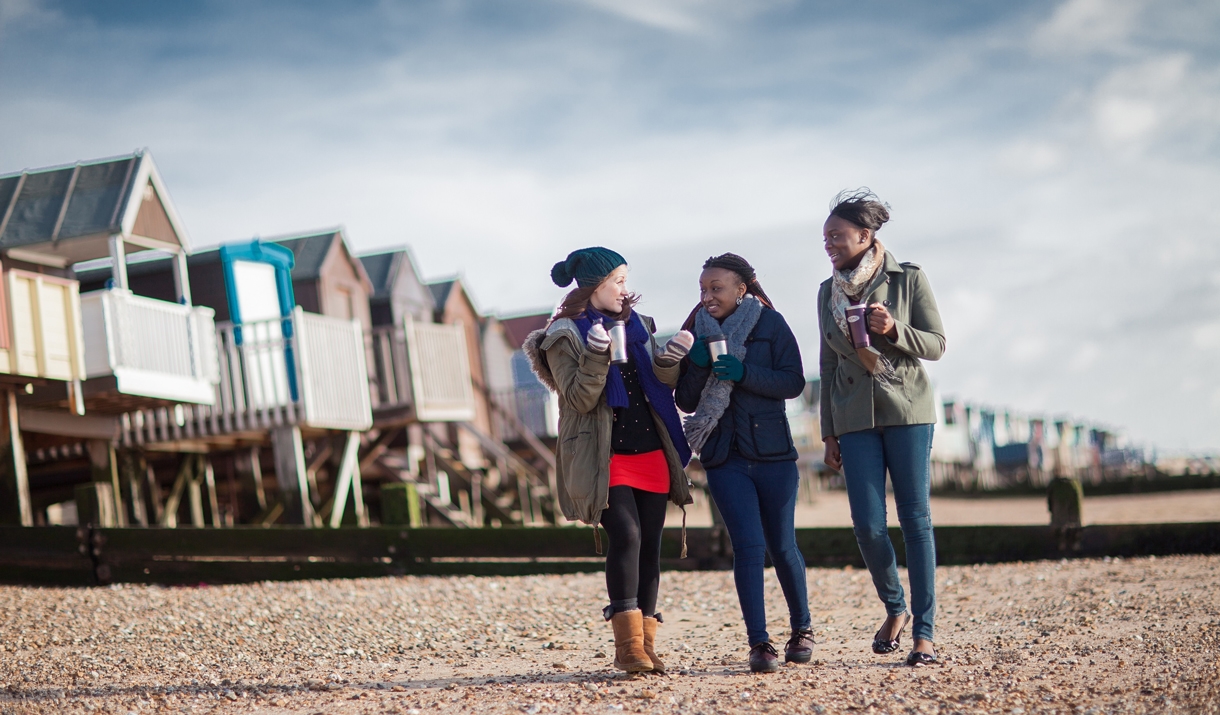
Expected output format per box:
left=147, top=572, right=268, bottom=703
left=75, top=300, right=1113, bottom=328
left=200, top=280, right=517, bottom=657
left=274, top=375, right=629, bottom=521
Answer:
left=871, top=613, right=912, bottom=655
left=906, top=649, right=937, bottom=666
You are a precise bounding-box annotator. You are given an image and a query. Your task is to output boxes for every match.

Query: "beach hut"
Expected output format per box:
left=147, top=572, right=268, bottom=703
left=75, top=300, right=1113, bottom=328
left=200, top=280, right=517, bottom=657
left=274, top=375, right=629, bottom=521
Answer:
left=0, top=151, right=217, bottom=526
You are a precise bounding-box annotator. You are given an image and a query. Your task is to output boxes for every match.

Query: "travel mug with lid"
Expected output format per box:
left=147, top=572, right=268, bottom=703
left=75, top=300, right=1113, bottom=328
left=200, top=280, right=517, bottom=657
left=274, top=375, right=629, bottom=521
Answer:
left=705, top=333, right=728, bottom=362
left=845, top=304, right=871, bottom=349
left=607, top=320, right=629, bottom=365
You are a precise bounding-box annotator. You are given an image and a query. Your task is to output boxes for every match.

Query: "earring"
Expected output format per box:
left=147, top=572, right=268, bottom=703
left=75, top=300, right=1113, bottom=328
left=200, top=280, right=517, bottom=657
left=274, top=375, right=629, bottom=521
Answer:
left=736, top=296, right=743, bottom=306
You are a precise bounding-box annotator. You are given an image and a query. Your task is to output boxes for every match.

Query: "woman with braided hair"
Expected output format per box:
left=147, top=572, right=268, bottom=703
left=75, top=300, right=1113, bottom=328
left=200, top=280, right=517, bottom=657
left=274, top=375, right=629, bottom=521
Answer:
left=523, top=247, right=695, bottom=674
left=675, top=253, right=813, bottom=673
left=817, top=189, right=945, bottom=666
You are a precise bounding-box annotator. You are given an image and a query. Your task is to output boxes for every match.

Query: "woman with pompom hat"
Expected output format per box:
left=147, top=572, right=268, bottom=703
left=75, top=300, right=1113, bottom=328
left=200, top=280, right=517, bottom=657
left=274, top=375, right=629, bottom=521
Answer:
left=523, top=247, right=695, bottom=674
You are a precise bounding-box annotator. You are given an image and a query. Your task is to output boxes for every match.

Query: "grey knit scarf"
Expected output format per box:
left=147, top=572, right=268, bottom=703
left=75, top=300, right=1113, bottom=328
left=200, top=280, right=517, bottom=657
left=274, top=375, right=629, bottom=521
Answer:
left=682, top=295, right=763, bottom=456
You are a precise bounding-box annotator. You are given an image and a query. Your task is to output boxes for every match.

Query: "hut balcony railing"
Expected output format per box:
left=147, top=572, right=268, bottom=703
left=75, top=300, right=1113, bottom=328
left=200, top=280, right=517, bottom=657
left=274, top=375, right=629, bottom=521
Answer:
left=367, top=324, right=413, bottom=410
left=80, top=288, right=218, bottom=405
left=120, top=308, right=372, bottom=446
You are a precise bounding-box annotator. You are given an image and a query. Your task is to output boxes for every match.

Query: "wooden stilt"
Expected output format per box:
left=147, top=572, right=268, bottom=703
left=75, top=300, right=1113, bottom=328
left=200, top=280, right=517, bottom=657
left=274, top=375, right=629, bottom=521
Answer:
left=87, top=439, right=126, bottom=527
left=0, top=391, right=32, bottom=526
left=202, top=456, right=221, bottom=527
left=271, top=425, right=313, bottom=525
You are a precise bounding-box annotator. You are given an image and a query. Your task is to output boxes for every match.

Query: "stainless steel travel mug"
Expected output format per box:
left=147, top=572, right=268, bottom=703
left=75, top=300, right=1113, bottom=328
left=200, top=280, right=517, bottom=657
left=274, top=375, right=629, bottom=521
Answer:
left=608, top=320, right=629, bottom=364
left=705, top=333, right=728, bottom=362
left=845, top=304, right=871, bottom=349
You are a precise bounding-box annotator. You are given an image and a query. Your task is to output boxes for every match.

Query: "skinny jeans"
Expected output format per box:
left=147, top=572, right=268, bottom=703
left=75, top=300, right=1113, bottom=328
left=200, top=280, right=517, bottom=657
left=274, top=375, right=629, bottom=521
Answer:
left=600, top=485, right=668, bottom=618
left=838, top=424, right=937, bottom=642
left=705, top=453, right=810, bottom=646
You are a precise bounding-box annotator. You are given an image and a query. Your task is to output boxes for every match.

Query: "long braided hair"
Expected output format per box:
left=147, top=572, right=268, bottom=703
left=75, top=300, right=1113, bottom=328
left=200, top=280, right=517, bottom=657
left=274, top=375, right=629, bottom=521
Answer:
left=681, top=253, right=775, bottom=331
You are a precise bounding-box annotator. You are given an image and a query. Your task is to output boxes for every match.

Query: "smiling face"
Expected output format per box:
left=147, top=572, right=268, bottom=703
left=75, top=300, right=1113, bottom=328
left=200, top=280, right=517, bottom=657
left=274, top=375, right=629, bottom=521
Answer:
left=589, top=265, right=629, bottom=314
left=823, top=214, right=874, bottom=271
left=699, top=267, right=747, bottom=320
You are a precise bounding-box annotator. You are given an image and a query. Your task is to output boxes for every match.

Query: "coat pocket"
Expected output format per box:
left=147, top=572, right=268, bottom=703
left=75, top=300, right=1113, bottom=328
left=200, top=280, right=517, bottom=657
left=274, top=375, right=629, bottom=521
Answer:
left=750, top=411, right=793, bottom=457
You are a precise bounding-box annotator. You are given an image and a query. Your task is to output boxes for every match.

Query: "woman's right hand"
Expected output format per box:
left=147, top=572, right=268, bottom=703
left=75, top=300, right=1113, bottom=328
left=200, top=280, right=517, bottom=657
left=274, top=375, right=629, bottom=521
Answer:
left=823, top=436, right=842, bottom=471
left=586, top=323, right=611, bottom=354
left=688, top=337, right=711, bottom=367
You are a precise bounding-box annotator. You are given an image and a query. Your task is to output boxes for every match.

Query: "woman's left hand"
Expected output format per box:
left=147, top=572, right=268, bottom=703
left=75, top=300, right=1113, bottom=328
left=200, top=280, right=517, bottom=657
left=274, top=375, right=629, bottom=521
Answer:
left=868, top=302, right=899, bottom=339
left=713, top=354, right=745, bottom=382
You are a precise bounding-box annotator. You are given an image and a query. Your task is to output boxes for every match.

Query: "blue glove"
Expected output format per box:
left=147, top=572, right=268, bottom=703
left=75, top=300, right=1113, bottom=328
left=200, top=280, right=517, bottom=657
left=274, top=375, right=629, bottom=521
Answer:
left=688, top=338, right=711, bottom=368
left=713, top=354, right=744, bottom=382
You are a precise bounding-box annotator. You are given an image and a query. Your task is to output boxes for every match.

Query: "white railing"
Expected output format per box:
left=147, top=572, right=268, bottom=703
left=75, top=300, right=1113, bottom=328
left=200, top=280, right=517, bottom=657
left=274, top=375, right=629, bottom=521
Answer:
left=367, top=324, right=412, bottom=409
left=80, top=288, right=217, bottom=404
left=295, top=309, right=372, bottom=431
left=120, top=307, right=372, bottom=445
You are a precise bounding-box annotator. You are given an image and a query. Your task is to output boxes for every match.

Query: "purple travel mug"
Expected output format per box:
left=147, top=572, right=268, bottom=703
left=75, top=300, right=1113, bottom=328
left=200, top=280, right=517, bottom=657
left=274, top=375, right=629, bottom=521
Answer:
left=845, top=304, right=871, bottom=349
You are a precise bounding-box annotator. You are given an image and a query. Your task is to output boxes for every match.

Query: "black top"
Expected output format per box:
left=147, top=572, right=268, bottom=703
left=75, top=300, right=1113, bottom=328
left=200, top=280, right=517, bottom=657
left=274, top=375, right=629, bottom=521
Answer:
left=612, top=357, right=663, bottom=454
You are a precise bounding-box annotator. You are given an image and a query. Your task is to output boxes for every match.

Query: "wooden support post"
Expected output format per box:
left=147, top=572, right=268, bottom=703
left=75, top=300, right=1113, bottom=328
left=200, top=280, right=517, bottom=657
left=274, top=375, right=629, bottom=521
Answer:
left=1048, top=476, right=1084, bottom=552
left=188, top=466, right=205, bottom=528
left=236, top=447, right=267, bottom=520
left=145, top=461, right=165, bottom=525
left=271, top=425, right=314, bottom=526
left=171, top=250, right=192, bottom=305
left=380, top=482, right=421, bottom=526
left=329, top=431, right=369, bottom=528
left=108, top=234, right=129, bottom=291
left=0, top=390, right=32, bottom=526
left=202, top=456, right=221, bottom=527
left=160, top=455, right=194, bottom=528
left=87, top=439, right=126, bottom=527
left=119, top=450, right=149, bottom=527
left=74, top=482, right=117, bottom=527
left=470, top=471, right=483, bottom=527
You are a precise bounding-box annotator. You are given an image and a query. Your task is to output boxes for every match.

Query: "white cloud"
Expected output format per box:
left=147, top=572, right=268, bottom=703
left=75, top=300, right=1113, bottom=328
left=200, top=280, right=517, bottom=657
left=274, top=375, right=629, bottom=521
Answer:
left=1032, top=0, right=1142, bottom=55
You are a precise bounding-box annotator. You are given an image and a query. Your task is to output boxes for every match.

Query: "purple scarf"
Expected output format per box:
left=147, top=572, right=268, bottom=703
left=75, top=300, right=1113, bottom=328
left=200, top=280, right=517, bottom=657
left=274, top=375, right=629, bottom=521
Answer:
left=573, top=310, right=692, bottom=467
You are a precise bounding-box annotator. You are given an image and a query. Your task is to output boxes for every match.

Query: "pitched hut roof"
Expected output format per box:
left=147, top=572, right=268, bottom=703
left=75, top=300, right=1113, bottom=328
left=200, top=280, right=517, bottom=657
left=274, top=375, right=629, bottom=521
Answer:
left=0, top=150, right=190, bottom=265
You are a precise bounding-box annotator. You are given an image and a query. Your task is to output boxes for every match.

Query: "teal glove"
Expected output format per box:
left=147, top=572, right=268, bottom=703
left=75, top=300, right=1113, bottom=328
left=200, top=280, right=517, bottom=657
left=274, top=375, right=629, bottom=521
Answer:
left=713, top=354, right=744, bottom=382
left=688, top=338, right=711, bottom=368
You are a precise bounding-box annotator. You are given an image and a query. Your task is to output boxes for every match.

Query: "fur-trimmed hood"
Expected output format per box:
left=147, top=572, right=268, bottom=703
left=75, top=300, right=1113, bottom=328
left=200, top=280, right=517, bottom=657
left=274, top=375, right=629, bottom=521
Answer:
left=521, top=318, right=582, bottom=393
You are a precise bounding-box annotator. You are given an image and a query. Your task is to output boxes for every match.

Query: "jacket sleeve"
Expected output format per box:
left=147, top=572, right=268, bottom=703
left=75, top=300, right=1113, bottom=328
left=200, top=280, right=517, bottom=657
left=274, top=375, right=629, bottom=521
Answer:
left=883, top=268, right=946, bottom=361
left=818, top=295, right=837, bottom=438
left=675, top=360, right=710, bottom=413
left=545, top=340, right=610, bottom=414
left=646, top=319, right=680, bottom=388
left=737, top=312, right=806, bottom=401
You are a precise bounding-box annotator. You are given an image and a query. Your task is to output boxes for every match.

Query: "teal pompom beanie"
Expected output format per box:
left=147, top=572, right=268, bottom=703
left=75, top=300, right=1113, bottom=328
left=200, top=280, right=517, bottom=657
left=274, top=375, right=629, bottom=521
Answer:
left=550, top=247, right=627, bottom=288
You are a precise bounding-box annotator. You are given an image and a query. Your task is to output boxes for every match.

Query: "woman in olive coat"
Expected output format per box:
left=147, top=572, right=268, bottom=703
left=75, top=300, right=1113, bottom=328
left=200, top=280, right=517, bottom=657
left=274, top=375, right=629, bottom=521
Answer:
left=817, top=189, right=946, bottom=666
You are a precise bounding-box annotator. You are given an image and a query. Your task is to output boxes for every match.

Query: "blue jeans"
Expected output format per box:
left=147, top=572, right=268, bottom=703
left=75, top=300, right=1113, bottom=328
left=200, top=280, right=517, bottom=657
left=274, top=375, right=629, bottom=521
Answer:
left=706, top=454, right=810, bottom=646
left=838, top=424, right=937, bottom=642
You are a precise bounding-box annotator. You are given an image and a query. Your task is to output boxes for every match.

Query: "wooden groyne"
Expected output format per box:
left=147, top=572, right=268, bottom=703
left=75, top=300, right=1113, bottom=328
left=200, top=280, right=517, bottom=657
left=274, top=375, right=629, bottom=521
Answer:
left=2, top=522, right=1217, bottom=586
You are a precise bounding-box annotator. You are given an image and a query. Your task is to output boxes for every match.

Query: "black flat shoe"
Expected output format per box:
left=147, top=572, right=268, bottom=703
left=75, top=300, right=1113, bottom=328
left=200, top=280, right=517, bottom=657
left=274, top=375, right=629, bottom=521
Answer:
left=872, top=613, right=912, bottom=655
left=749, top=641, right=780, bottom=673
left=906, top=649, right=937, bottom=666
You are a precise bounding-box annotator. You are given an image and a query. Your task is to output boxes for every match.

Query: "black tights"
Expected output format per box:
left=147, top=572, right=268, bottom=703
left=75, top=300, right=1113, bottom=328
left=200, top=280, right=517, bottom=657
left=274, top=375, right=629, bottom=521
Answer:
left=600, top=485, right=668, bottom=618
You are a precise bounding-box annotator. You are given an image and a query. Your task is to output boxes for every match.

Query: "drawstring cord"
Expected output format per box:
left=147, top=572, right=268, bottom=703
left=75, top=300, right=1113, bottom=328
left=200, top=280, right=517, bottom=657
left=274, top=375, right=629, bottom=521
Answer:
left=680, top=506, right=688, bottom=559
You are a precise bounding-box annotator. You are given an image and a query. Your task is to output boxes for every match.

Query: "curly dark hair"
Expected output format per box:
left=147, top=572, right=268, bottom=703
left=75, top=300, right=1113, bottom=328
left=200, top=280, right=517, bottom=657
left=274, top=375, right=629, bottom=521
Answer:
left=681, top=253, right=774, bottom=331
left=829, top=187, right=891, bottom=234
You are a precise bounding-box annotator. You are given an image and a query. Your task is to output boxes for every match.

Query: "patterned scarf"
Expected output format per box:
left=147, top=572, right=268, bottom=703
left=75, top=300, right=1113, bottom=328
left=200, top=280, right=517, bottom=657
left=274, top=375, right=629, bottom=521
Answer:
left=681, top=295, right=763, bottom=456
left=829, top=240, right=899, bottom=385
left=573, top=309, right=692, bottom=466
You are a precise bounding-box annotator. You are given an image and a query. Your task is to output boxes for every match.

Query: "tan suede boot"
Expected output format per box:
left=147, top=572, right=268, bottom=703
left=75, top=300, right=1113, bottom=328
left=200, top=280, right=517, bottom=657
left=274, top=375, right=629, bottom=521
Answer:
left=641, top=616, right=665, bottom=673
left=611, top=610, right=653, bottom=673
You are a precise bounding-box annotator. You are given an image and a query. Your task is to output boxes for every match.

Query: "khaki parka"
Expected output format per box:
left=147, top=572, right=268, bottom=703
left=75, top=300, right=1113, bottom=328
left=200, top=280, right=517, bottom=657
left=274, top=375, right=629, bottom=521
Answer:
left=817, top=251, right=946, bottom=438
left=523, top=314, right=693, bottom=527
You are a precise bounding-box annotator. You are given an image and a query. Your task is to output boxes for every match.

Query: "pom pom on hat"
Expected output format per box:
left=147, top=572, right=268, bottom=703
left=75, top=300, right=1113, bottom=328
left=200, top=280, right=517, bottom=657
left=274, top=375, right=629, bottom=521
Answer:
left=550, top=247, right=627, bottom=288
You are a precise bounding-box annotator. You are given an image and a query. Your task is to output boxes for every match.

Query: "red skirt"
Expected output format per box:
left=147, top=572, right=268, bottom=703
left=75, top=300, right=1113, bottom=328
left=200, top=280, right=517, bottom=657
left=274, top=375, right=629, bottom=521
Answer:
left=609, top=450, right=670, bottom=494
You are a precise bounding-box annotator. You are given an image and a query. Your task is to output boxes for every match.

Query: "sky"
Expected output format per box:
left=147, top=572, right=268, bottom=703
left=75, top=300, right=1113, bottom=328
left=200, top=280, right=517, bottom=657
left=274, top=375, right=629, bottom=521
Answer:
left=1, top=0, right=1218, bottom=451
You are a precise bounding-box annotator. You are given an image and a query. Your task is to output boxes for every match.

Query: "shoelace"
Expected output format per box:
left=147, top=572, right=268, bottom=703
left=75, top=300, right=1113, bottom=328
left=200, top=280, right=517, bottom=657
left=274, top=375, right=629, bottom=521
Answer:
left=786, top=629, right=814, bottom=649
left=751, top=641, right=778, bottom=657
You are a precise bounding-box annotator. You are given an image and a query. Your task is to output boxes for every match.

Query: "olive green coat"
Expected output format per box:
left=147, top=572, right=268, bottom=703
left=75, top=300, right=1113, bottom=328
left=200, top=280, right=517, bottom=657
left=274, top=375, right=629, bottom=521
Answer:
left=817, top=251, right=946, bottom=438
left=523, top=314, right=692, bottom=526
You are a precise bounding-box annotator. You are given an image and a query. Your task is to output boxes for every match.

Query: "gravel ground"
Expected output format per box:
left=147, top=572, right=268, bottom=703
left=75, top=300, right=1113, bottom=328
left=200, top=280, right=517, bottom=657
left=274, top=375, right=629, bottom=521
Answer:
left=1, top=555, right=1217, bottom=714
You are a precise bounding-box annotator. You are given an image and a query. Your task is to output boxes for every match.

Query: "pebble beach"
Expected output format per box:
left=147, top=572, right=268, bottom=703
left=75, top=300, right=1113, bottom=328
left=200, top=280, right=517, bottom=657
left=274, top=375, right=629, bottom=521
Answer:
left=1, top=555, right=1217, bottom=714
